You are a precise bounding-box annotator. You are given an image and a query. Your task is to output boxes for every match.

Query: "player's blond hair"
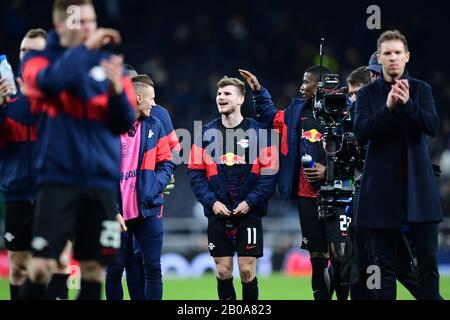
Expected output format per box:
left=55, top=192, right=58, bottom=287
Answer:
left=217, top=76, right=246, bottom=96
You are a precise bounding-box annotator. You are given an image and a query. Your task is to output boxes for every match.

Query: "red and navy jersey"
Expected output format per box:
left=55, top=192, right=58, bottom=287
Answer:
left=217, top=119, right=252, bottom=210
left=297, top=102, right=325, bottom=198
left=252, top=87, right=325, bottom=200
left=118, top=116, right=175, bottom=218
left=0, top=89, right=37, bottom=202
left=21, top=31, right=136, bottom=191
left=187, top=118, right=278, bottom=219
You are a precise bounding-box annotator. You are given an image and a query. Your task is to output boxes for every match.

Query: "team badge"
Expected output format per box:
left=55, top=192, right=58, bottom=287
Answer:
left=237, top=139, right=249, bottom=149
left=4, top=233, right=15, bottom=243
left=31, top=237, right=49, bottom=251
left=220, top=153, right=246, bottom=166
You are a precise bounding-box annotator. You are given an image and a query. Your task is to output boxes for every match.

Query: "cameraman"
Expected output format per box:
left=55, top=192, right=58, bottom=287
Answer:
left=353, top=30, right=442, bottom=300
left=240, top=67, right=349, bottom=300
left=346, top=65, right=418, bottom=299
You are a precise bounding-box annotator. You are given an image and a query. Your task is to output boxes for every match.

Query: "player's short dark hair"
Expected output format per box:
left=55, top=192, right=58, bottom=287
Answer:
left=377, top=30, right=409, bottom=53
left=217, top=76, right=245, bottom=96
left=347, top=66, right=372, bottom=86
left=305, top=65, right=333, bottom=82
left=131, top=74, right=154, bottom=88
left=53, top=0, right=92, bottom=23
left=25, top=28, right=48, bottom=40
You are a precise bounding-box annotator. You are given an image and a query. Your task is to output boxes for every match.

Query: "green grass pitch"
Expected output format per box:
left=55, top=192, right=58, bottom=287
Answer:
left=1, top=273, right=449, bottom=300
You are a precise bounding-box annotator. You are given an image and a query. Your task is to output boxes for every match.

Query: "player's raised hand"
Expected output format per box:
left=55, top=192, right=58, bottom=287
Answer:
left=101, top=54, right=124, bottom=96
left=85, top=28, right=121, bottom=50
left=239, top=69, right=262, bottom=93
left=212, top=201, right=232, bottom=217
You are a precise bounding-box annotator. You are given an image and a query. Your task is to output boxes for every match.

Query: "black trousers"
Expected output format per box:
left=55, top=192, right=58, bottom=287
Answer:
left=367, top=223, right=441, bottom=300
left=350, top=227, right=418, bottom=300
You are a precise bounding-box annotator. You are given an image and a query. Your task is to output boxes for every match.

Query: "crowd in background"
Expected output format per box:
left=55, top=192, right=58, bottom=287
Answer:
left=1, top=0, right=449, bottom=218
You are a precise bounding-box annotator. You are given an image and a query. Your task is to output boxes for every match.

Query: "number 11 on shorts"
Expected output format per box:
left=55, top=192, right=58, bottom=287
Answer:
left=247, top=227, right=257, bottom=245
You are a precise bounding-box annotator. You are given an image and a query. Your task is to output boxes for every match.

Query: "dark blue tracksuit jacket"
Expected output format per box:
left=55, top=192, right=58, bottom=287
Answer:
left=252, top=88, right=323, bottom=200
left=21, top=31, right=136, bottom=191
left=0, top=88, right=37, bottom=202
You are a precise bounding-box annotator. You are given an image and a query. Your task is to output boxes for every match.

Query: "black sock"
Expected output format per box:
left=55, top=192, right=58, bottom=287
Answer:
left=331, top=261, right=349, bottom=301
left=310, top=257, right=331, bottom=300
left=242, top=277, right=258, bottom=300
left=10, top=284, right=23, bottom=300
left=77, top=280, right=102, bottom=300
left=21, top=278, right=47, bottom=300
left=217, top=277, right=236, bottom=300
left=46, top=273, right=69, bottom=300
left=328, top=263, right=335, bottom=298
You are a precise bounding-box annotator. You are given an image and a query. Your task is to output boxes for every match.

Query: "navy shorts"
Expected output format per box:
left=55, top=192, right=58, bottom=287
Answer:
left=31, top=185, right=120, bottom=265
left=4, top=201, right=35, bottom=251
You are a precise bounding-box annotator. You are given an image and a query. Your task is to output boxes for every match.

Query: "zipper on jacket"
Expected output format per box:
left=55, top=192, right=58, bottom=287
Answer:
left=27, top=104, right=33, bottom=193
left=83, top=98, right=91, bottom=182
left=287, top=106, right=296, bottom=199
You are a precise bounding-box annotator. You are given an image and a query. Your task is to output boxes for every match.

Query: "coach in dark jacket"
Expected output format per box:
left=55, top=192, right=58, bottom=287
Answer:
left=353, top=30, right=442, bottom=300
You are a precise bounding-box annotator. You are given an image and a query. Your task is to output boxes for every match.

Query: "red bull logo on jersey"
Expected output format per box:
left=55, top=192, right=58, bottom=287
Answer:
left=220, top=152, right=246, bottom=166
left=301, top=129, right=322, bottom=143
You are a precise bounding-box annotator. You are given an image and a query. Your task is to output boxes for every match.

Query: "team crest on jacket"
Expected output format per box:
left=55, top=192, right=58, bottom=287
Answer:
left=237, top=139, right=249, bottom=149
left=4, top=233, right=15, bottom=243
left=89, top=66, right=107, bottom=82
left=148, top=130, right=154, bottom=138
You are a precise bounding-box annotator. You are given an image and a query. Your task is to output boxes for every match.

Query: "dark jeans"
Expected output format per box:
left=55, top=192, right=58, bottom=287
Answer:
left=126, top=215, right=164, bottom=300
left=105, top=231, right=145, bottom=300
left=367, top=223, right=440, bottom=300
